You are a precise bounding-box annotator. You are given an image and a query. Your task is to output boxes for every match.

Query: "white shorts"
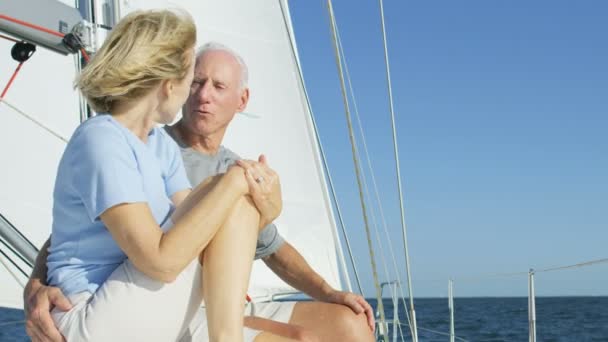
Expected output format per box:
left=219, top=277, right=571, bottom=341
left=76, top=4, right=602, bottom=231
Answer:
left=53, top=260, right=297, bottom=342
left=52, top=222, right=296, bottom=341
left=181, top=301, right=297, bottom=342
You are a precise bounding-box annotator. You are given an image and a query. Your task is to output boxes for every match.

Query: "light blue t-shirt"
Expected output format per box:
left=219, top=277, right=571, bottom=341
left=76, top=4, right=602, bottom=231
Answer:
left=47, top=115, right=191, bottom=296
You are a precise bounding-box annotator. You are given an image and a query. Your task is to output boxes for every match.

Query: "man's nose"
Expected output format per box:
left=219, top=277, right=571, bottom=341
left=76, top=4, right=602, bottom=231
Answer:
left=196, top=82, right=213, bottom=102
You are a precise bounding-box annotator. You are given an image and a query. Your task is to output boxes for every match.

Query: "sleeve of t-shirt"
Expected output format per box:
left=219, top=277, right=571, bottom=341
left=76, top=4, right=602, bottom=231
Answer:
left=254, top=223, right=286, bottom=260
left=70, top=125, right=148, bottom=222
left=161, top=129, right=192, bottom=196
left=220, top=147, right=240, bottom=172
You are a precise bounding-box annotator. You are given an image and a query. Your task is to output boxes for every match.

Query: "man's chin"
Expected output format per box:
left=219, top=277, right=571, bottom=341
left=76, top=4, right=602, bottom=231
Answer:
left=190, top=124, right=216, bottom=137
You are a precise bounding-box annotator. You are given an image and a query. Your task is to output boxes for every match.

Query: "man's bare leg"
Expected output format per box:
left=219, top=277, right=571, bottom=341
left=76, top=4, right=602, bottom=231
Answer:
left=246, top=316, right=317, bottom=342
left=288, top=302, right=374, bottom=342
left=244, top=301, right=373, bottom=342
left=254, top=331, right=315, bottom=342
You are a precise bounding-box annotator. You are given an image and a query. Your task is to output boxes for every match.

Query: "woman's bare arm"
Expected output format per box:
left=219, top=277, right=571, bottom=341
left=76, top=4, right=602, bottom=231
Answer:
left=100, top=167, right=247, bottom=283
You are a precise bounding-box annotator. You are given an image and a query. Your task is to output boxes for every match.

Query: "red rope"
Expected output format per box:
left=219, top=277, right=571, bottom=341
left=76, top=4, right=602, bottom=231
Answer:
left=80, top=47, right=90, bottom=62
left=1, top=13, right=92, bottom=97
left=0, top=14, right=65, bottom=38
left=1, top=62, right=24, bottom=99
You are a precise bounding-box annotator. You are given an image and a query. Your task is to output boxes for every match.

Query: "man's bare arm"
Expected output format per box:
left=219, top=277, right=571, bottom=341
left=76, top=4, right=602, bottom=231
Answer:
left=28, top=237, right=50, bottom=285
left=262, top=242, right=332, bottom=300
left=23, top=236, right=71, bottom=342
left=263, top=242, right=375, bottom=331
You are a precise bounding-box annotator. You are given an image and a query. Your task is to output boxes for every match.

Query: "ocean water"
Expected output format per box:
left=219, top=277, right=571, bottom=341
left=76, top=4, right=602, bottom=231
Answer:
left=1, top=297, right=606, bottom=341
left=370, top=297, right=608, bottom=341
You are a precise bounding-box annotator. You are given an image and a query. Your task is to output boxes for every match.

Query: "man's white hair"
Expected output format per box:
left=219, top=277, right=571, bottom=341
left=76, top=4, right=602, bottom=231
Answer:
left=196, top=42, right=249, bottom=89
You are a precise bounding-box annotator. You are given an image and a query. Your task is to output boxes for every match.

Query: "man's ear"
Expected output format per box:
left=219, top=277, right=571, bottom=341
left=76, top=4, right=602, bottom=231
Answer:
left=237, top=87, right=250, bottom=112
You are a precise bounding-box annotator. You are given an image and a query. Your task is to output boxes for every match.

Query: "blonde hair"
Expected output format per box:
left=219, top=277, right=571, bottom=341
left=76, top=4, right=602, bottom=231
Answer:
left=77, top=9, right=196, bottom=113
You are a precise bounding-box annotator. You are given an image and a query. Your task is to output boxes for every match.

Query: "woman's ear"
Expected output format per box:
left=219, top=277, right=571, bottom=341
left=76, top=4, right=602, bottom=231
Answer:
left=161, top=79, right=174, bottom=98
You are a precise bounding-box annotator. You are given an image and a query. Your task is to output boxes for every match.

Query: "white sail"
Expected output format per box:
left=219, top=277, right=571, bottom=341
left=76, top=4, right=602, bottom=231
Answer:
left=0, top=0, right=344, bottom=308
left=120, top=0, right=345, bottom=300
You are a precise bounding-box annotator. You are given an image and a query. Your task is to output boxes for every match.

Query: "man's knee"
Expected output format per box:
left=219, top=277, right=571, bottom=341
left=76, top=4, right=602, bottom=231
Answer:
left=291, top=327, right=320, bottom=342
left=332, top=305, right=374, bottom=341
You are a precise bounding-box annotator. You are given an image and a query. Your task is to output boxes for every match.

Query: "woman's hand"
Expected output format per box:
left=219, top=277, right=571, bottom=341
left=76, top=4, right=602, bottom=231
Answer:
left=235, top=155, right=282, bottom=228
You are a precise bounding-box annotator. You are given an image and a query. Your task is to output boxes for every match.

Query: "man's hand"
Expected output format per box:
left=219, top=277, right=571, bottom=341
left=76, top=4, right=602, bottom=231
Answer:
left=24, top=279, right=71, bottom=342
left=236, top=155, right=282, bottom=227
left=322, top=290, right=375, bottom=332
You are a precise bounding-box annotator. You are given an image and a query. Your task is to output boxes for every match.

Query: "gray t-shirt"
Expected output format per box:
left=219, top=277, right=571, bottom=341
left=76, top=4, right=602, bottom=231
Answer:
left=165, top=125, right=285, bottom=259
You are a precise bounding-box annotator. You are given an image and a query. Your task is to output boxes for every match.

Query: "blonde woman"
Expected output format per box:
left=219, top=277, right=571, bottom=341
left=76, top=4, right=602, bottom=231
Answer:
left=45, top=9, right=281, bottom=341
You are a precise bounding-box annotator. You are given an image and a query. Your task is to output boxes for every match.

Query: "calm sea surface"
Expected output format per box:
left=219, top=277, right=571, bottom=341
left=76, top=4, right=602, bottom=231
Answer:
left=1, top=297, right=606, bottom=341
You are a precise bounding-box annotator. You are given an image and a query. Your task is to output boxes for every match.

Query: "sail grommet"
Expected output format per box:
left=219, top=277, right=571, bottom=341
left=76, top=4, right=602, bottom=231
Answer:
left=10, top=42, right=36, bottom=62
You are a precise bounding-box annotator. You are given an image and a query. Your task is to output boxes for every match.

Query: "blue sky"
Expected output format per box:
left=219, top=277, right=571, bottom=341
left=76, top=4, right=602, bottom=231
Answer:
left=289, top=1, right=608, bottom=297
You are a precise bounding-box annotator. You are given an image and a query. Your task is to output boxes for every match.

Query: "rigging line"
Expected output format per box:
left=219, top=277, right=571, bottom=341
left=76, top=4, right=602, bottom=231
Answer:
left=322, top=156, right=364, bottom=295
left=344, top=118, right=392, bottom=290
left=1, top=62, right=25, bottom=99
left=399, top=323, right=470, bottom=342
left=333, top=71, right=395, bottom=298
left=80, top=47, right=90, bottom=62
left=336, top=24, right=390, bottom=287
left=0, top=33, right=19, bottom=43
left=0, top=99, right=68, bottom=143
left=384, top=284, right=407, bottom=341
left=451, top=257, right=608, bottom=282
left=335, top=25, right=414, bottom=331
left=0, top=235, right=33, bottom=269
left=377, top=0, right=418, bottom=340
left=355, top=137, right=408, bottom=334
left=450, top=256, right=607, bottom=283
left=326, top=1, right=388, bottom=341
left=369, top=188, right=392, bottom=288
left=0, top=213, right=39, bottom=256
left=0, top=247, right=28, bottom=286
left=453, top=271, right=529, bottom=282
left=536, top=258, right=608, bottom=273
left=277, top=0, right=361, bottom=294
left=353, top=161, right=391, bottom=292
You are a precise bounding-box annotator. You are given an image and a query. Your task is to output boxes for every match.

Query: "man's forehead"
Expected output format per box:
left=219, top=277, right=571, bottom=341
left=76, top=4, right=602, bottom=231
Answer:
left=195, top=50, right=240, bottom=73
